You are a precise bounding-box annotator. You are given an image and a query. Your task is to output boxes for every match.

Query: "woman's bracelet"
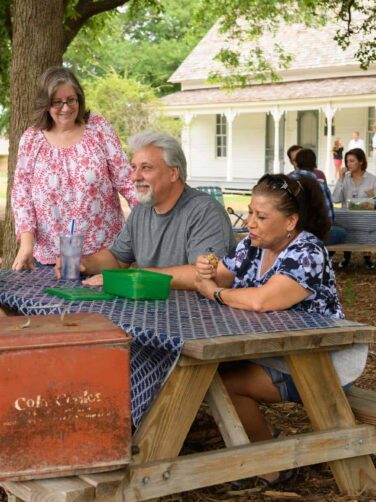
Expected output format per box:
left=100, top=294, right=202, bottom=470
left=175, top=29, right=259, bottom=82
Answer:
left=213, top=288, right=226, bottom=305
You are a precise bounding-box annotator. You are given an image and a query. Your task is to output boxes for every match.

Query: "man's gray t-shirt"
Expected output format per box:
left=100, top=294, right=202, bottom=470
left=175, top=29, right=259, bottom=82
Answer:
left=109, top=186, right=236, bottom=267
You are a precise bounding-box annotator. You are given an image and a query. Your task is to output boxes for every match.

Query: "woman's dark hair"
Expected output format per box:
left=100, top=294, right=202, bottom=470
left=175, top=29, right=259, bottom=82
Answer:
left=32, top=66, right=90, bottom=130
left=345, top=148, right=367, bottom=172
left=295, top=148, right=316, bottom=171
left=253, top=174, right=330, bottom=241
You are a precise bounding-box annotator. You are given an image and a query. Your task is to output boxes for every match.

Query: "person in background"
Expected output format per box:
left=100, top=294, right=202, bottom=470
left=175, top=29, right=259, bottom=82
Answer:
left=291, top=148, right=346, bottom=246
left=287, top=144, right=326, bottom=182
left=56, top=131, right=236, bottom=289
left=332, top=138, right=344, bottom=180
left=12, top=66, right=137, bottom=270
left=332, top=148, right=376, bottom=270
left=195, top=173, right=367, bottom=488
left=286, top=144, right=302, bottom=171
left=347, top=131, right=365, bottom=152
left=372, top=124, right=376, bottom=173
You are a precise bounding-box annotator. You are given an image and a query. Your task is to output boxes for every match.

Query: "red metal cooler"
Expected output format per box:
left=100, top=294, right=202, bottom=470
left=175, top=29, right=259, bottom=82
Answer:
left=0, top=312, right=131, bottom=481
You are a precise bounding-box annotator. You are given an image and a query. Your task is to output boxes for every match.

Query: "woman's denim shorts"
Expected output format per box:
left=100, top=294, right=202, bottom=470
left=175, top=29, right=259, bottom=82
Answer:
left=263, top=366, right=353, bottom=402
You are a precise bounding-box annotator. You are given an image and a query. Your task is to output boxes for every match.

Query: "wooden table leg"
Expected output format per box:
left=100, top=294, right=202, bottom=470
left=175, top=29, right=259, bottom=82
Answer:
left=132, top=362, right=218, bottom=463
left=286, top=351, right=376, bottom=495
left=118, top=362, right=218, bottom=501
left=206, top=372, right=250, bottom=447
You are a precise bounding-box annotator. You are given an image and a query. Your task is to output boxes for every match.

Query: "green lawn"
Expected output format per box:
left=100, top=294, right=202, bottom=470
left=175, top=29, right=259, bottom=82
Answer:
left=223, top=194, right=250, bottom=212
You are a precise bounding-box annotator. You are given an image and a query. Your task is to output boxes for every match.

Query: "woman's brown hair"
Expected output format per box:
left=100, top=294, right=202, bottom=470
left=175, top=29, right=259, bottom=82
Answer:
left=345, top=148, right=367, bottom=172
left=32, top=66, right=90, bottom=130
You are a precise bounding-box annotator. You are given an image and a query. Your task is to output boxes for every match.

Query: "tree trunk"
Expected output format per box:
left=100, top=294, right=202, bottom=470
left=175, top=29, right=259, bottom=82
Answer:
left=2, top=0, right=64, bottom=268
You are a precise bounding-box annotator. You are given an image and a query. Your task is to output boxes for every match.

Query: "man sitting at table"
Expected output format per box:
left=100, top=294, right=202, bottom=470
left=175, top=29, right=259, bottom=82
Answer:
left=55, top=131, right=236, bottom=289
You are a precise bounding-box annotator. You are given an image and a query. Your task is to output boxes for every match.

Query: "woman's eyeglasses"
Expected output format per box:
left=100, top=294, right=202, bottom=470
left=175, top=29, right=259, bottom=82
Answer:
left=50, top=98, right=79, bottom=109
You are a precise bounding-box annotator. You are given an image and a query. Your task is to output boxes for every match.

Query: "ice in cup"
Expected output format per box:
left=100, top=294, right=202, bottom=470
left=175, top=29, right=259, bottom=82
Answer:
left=60, top=234, right=84, bottom=280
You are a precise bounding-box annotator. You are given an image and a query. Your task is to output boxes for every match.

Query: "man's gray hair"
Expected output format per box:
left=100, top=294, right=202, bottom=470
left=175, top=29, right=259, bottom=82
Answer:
left=128, top=131, right=187, bottom=182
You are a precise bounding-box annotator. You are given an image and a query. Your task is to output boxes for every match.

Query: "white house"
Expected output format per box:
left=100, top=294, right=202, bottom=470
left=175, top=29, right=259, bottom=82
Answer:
left=162, top=21, right=376, bottom=189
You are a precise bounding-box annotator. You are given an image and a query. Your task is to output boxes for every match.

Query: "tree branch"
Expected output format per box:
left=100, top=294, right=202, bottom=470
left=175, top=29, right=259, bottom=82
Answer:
left=63, top=0, right=131, bottom=50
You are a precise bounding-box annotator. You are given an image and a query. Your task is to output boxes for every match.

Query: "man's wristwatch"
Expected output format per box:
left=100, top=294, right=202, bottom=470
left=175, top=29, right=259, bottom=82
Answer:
left=213, top=288, right=226, bottom=305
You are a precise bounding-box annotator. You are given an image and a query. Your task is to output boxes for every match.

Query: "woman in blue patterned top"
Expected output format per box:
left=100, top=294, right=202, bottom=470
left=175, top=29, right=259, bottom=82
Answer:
left=195, top=173, right=368, bottom=487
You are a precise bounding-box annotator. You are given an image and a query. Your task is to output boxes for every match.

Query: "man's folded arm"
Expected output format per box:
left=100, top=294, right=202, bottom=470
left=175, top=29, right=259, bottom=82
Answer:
left=146, top=264, right=197, bottom=290
left=82, top=248, right=130, bottom=275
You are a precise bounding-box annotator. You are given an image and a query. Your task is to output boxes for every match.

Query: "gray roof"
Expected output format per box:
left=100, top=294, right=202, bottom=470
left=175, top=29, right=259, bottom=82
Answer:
left=162, top=75, right=376, bottom=107
left=169, top=20, right=365, bottom=83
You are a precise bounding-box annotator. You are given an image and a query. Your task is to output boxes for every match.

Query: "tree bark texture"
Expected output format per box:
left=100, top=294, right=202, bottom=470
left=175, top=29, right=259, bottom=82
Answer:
left=3, top=0, right=64, bottom=268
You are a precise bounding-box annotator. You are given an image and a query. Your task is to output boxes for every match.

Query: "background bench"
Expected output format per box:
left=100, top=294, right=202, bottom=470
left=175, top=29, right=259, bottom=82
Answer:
left=326, top=243, right=376, bottom=253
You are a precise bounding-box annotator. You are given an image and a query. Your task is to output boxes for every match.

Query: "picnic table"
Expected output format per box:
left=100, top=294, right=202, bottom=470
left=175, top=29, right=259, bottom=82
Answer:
left=0, top=268, right=375, bottom=500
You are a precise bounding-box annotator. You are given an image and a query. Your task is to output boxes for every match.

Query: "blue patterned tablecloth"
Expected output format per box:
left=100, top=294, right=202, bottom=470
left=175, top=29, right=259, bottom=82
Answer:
left=0, top=268, right=362, bottom=426
left=334, top=209, right=376, bottom=244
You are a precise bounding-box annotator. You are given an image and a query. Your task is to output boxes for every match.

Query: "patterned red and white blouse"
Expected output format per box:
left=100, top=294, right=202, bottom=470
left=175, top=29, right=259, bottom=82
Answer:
left=12, top=113, right=137, bottom=264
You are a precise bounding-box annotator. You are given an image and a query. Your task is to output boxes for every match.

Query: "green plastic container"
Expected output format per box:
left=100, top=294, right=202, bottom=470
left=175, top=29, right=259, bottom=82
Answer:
left=102, top=269, right=173, bottom=300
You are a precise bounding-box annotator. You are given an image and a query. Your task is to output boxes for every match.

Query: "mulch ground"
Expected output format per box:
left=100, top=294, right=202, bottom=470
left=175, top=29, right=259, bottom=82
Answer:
left=0, top=253, right=375, bottom=501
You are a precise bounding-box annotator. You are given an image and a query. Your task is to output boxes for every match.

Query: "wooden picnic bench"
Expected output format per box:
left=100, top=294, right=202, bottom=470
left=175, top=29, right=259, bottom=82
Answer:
left=2, top=323, right=376, bottom=501
left=326, top=243, right=376, bottom=253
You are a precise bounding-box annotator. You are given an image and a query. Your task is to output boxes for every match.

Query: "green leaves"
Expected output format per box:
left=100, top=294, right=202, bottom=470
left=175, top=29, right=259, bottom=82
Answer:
left=84, top=73, right=181, bottom=148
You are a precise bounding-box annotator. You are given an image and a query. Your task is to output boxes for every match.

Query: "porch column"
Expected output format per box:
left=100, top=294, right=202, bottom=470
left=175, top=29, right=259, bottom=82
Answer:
left=322, top=104, right=337, bottom=183
left=182, top=112, right=194, bottom=178
left=271, top=108, right=284, bottom=174
left=225, top=110, right=237, bottom=181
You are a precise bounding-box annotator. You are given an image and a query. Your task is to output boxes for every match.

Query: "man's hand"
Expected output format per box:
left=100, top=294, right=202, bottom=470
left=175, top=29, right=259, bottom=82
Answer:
left=82, top=274, right=103, bottom=286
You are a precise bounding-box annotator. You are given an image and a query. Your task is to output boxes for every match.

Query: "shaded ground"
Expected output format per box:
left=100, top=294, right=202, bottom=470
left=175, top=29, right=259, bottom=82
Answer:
left=0, top=251, right=375, bottom=501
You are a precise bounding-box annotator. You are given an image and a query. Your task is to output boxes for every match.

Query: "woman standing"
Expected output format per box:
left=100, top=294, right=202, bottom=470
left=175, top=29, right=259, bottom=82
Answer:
left=332, top=137, right=344, bottom=180
left=332, top=148, right=376, bottom=269
left=12, top=66, right=137, bottom=270
left=195, top=174, right=368, bottom=486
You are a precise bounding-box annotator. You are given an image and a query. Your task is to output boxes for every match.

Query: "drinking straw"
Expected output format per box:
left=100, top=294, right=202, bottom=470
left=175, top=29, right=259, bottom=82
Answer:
left=69, top=219, right=75, bottom=235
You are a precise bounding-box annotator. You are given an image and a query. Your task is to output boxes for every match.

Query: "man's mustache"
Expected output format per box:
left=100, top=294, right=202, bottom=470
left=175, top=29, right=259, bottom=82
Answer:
left=134, top=182, right=151, bottom=189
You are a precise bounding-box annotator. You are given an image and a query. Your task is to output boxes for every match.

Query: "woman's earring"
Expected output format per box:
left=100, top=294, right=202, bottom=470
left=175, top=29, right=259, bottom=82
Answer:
left=287, top=231, right=291, bottom=238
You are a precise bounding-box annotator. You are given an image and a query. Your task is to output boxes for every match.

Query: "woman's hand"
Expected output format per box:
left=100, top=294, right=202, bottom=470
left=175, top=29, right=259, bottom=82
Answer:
left=196, top=255, right=218, bottom=280
left=12, top=247, right=35, bottom=271
left=339, top=166, right=347, bottom=182
left=12, top=232, right=35, bottom=271
left=365, top=188, right=374, bottom=198
left=194, top=274, right=217, bottom=300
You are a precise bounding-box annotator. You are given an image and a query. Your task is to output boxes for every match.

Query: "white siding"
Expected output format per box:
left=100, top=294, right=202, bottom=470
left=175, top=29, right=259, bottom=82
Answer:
left=189, top=115, right=226, bottom=179
left=186, top=107, right=373, bottom=186
left=233, top=113, right=266, bottom=180
left=284, top=111, right=298, bottom=173
left=333, top=108, right=368, bottom=152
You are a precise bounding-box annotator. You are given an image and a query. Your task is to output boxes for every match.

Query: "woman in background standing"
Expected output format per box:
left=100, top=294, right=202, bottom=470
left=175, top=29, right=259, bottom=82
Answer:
left=332, top=138, right=344, bottom=180
left=12, top=66, right=137, bottom=270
